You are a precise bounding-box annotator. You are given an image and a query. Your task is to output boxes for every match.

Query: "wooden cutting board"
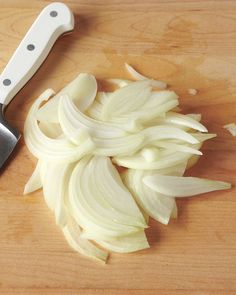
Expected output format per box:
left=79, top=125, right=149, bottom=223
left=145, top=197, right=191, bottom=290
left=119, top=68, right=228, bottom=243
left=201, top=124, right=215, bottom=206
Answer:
left=0, top=0, right=236, bottom=294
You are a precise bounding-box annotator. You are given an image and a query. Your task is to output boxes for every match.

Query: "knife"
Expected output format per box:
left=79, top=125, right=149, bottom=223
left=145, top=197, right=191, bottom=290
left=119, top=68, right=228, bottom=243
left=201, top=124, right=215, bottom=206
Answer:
left=0, top=2, right=74, bottom=169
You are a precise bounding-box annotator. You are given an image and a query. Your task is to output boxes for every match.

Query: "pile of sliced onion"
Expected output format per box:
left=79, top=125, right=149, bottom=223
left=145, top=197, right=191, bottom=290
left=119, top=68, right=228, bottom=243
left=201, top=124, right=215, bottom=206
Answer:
left=24, top=64, right=231, bottom=263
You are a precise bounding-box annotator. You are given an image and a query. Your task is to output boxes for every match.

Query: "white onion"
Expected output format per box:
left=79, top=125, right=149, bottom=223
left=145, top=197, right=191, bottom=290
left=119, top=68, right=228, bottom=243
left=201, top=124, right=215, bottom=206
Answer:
left=223, top=123, right=236, bottom=136
left=141, top=125, right=199, bottom=145
left=162, top=112, right=207, bottom=132
left=145, top=112, right=206, bottom=132
left=143, top=175, right=231, bottom=197
left=106, top=79, right=132, bottom=88
left=24, top=160, right=43, bottom=194
left=101, top=80, right=152, bottom=120
left=141, top=147, right=160, bottom=162
left=38, top=121, right=62, bottom=138
left=190, top=133, right=217, bottom=142
left=124, top=163, right=187, bottom=224
left=186, top=113, right=202, bottom=122
left=153, top=141, right=202, bottom=155
left=94, top=230, right=149, bottom=253
left=42, top=162, right=74, bottom=227
left=121, top=99, right=178, bottom=124
left=68, top=156, right=147, bottom=240
left=124, top=169, right=176, bottom=225
left=103, top=89, right=178, bottom=124
left=58, top=94, right=127, bottom=139
left=93, top=133, right=145, bottom=157
left=125, top=63, right=167, bottom=89
left=37, top=73, right=97, bottom=123
left=86, top=100, right=103, bottom=120
left=24, top=89, right=94, bottom=163
left=113, top=151, right=192, bottom=170
left=62, top=215, right=108, bottom=262
left=23, top=64, right=232, bottom=263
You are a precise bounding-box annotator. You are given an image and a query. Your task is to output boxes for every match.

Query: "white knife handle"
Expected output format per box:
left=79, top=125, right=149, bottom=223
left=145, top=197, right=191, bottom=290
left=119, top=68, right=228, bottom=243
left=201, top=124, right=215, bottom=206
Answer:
left=0, top=2, right=74, bottom=106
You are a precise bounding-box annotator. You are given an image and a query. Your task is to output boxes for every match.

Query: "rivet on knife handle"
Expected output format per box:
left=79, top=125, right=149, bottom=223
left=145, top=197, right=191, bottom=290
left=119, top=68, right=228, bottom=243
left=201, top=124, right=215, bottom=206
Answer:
left=0, top=2, right=74, bottom=106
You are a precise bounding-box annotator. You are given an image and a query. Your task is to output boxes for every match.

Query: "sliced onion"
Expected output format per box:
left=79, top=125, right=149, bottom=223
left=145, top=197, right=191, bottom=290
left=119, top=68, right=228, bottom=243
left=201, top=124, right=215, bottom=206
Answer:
left=93, top=156, right=145, bottom=223
left=86, top=100, right=103, bottom=120
left=23, top=65, right=232, bottom=262
left=171, top=202, right=178, bottom=218
left=106, top=79, right=132, bottom=88
left=101, top=80, right=152, bottom=120
left=96, top=92, right=112, bottom=104
left=188, top=88, right=198, bottom=95
left=58, top=94, right=127, bottom=140
left=69, top=156, right=147, bottom=240
left=94, top=230, right=149, bottom=253
left=103, top=89, right=178, bottom=124
left=87, top=101, right=144, bottom=132
left=122, top=99, right=178, bottom=124
left=143, top=175, right=231, bottom=197
left=93, top=133, right=145, bottom=157
left=153, top=141, right=202, bottom=155
left=37, top=73, right=97, bottom=123
left=62, top=215, right=108, bottom=262
left=59, top=95, right=145, bottom=156
left=39, top=121, right=62, bottom=138
left=141, top=147, right=160, bottom=162
left=186, top=155, right=201, bottom=169
left=124, top=163, right=187, bottom=224
left=223, top=123, right=236, bottom=136
left=24, top=89, right=94, bottom=163
left=163, top=112, right=207, bottom=132
left=141, top=125, right=199, bottom=145
left=145, top=112, right=206, bottom=132
left=189, top=133, right=217, bottom=142
left=23, top=160, right=43, bottom=194
left=186, top=113, right=202, bottom=122
left=43, top=162, right=74, bottom=227
left=125, top=63, right=167, bottom=89
left=113, top=151, right=191, bottom=170
left=124, top=169, right=176, bottom=225
left=143, top=91, right=178, bottom=108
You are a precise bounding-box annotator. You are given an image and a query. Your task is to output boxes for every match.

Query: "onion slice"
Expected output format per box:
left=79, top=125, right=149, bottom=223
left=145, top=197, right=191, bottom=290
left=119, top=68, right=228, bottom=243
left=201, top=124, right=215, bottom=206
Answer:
left=124, top=169, right=175, bottom=225
left=153, top=141, right=203, bottom=155
left=123, top=163, right=186, bottom=224
left=23, top=160, right=43, bottom=194
left=93, top=133, right=145, bottom=157
left=95, top=230, right=149, bottom=253
left=24, top=89, right=94, bottom=163
left=162, top=112, right=207, bottom=132
left=101, top=80, right=152, bottom=120
left=69, top=156, right=147, bottom=240
left=62, top=215, right=108, bottom=262
left=125, top=63, right=167, bottom=89
left=39, top=121, right=62, bottom=138
left=120, top=99, right=178, bottom=124
left=43, top=162, right=74, bottom=227
left=106, top=79, right=131, bottom=88
left=141, top=147, right=160, bottom=162
left=141, top=125, right=199, bottom=145
left=143, top=175, right=231, bottom=197
left=113, top=151, right=192, bottom=170
left=86, top=100, right=103, bottom=120
left=37, top=73, right=97, bottom=123
left=58, top=94, right=127, bottom=139
left=224, top=123, right=236, bottom=136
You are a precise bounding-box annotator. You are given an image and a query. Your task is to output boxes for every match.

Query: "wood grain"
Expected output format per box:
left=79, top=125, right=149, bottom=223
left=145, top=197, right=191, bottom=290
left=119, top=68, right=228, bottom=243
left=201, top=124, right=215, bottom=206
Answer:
left=0, top=0, right=236, bottom=294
